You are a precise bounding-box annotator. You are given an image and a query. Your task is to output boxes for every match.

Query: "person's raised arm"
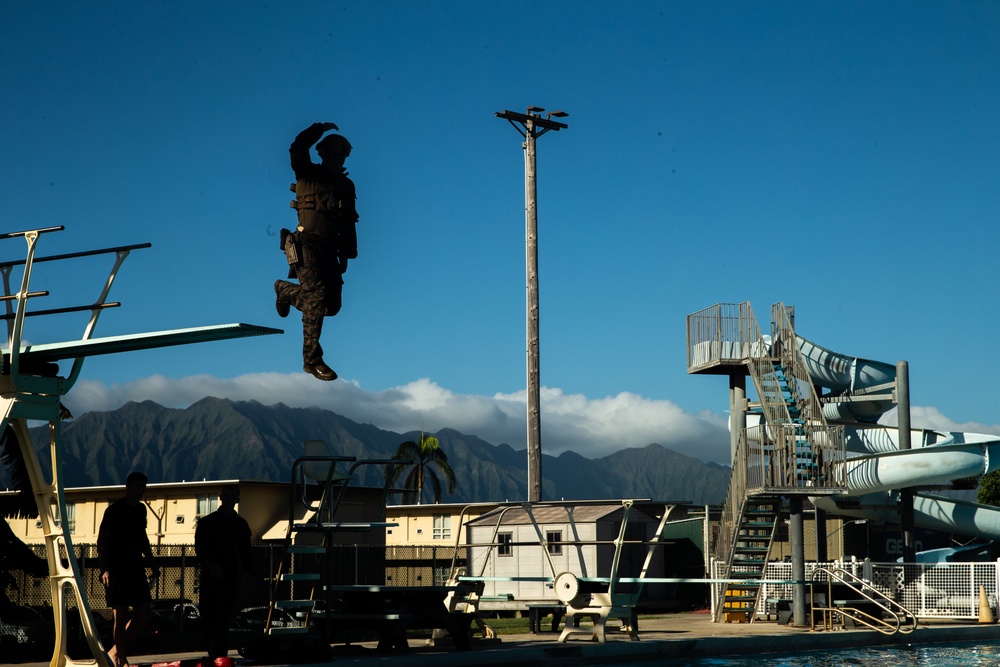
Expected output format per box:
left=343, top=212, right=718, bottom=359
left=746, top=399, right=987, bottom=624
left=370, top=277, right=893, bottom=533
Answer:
left=290, top=121, right=339, bottom=173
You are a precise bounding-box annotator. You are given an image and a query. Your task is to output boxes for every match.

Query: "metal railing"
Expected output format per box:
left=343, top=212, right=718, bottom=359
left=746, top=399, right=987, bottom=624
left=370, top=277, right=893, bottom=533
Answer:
left=714, top=432, right=750, bottom=564
left=811, top=566, right=917, bottom=635
left=686, top=301, right=761, bottom=371
left=742, top=304, right=846, bottom=494
left=769, top=303, right=823, bottom=425
left=719, top=559, right=1000, bottom=623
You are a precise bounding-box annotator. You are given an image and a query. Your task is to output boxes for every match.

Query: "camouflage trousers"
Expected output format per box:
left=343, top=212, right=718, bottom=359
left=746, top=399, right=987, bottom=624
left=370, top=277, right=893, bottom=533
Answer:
left=277, top=256, right=344, bottom=366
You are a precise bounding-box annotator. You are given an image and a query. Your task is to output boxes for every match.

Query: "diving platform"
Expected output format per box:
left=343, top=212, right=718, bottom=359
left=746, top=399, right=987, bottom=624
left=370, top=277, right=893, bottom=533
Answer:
left=0, top=226, right=280, bottom=667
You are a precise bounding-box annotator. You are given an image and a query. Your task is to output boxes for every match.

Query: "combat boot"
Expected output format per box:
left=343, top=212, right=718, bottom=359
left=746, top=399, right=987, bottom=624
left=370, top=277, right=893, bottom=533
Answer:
left=274, top=280, right=290, bottom=318
left=304, top=361, right=337, bottom=381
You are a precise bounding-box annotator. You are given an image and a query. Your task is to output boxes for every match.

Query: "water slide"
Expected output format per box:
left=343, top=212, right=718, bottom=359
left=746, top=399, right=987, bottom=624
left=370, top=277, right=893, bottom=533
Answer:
left=789, top=335, right=1000, bottom=541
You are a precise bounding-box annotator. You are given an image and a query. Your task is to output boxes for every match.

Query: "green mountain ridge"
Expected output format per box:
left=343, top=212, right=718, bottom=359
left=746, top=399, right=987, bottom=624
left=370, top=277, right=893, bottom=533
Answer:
left=7, top=397, right=729, bottom=505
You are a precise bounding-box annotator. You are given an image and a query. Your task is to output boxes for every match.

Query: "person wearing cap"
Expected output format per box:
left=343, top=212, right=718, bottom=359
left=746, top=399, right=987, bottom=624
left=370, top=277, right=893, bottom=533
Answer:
left=275, top=121, right=359, bottom=381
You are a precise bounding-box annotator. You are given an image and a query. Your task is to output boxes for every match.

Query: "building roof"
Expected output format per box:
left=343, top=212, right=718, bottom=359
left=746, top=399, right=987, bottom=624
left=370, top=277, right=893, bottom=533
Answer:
left=467, top=503, right=656, bottom=526
left=385, top=502, right=504, bottom=519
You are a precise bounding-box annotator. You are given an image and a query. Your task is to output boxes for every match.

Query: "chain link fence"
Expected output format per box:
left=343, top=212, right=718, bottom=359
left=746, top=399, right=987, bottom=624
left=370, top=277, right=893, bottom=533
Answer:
left=3, top=543, right=469, bottom=613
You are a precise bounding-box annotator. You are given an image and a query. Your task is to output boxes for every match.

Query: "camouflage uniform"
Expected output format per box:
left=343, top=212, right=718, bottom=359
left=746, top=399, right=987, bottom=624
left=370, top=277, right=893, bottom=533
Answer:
left=276, top=123, right=358, bottom=378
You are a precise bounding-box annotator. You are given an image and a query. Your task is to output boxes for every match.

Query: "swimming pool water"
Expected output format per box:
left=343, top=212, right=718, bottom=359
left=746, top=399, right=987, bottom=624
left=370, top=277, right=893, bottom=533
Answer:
left=663, top=641, right=1000, bottom=667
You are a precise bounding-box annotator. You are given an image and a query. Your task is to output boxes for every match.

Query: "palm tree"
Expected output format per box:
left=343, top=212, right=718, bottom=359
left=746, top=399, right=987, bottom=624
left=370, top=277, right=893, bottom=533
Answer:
left=386, top=434, right=457, bottom=504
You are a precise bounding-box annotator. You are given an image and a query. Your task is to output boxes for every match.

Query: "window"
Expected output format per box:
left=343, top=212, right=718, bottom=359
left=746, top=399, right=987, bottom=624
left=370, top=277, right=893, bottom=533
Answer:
left=432, top=514, right=451, bottom=541
left=546, top=530, right=562, bottom=555
left=197, top=494, right=218, bottom=518
left=433, top=565, right=451, bottom=587
left=64, top=503, right=76, bottom=533
left=52, top=503, right=76, bottom=533
left=498, top=532, right=513, bottom=557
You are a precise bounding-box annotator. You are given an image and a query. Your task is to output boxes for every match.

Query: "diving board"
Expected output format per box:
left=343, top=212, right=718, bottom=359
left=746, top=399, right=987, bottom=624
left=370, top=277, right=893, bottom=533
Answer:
left=4, top=322, right=282, bottom=362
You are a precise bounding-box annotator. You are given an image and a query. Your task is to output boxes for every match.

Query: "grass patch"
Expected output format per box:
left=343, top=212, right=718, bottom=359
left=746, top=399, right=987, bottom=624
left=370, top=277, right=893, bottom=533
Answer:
left=478, top=616, right=532, bottom=635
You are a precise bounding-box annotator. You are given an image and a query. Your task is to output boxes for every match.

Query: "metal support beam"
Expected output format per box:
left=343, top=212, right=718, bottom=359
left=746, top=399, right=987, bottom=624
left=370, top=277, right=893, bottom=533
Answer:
left=896, top=360, right=916, bottom=563
left=729, top=374, right=746, bottom=462
left=789, top=495, right=807, bottom=627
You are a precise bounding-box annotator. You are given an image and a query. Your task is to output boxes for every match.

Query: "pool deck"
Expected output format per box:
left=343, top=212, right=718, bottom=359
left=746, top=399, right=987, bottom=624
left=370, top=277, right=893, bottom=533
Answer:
left=31, top=612, right=1000, bottom=667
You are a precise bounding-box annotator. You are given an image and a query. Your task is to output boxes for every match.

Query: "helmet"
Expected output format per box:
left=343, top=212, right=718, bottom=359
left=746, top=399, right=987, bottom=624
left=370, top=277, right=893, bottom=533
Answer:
left=316, top=133, right=352, bottom=158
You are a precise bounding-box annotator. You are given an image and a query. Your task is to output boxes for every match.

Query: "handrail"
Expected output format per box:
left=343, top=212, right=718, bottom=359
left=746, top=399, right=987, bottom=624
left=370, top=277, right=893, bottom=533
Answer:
left=0, top=226, right=64, bottom=240
left=288, top=454, right=356, bottom=526
left=0, top=228, right=152, bottom=390
left=810, top=566, right=917, bottom=635
left=0, top=301, right=120, bottom=320
left=0, top=241, right=152, bottom=269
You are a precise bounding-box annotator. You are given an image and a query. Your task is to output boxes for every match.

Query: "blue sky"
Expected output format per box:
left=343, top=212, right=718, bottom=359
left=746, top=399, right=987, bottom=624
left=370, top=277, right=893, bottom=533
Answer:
left=3, top=2, right=1000, bottom=465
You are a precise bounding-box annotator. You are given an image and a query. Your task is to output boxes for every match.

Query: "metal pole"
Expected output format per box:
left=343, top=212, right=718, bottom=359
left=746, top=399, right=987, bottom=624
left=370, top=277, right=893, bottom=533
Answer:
left=815, top=507, right=828, bottom=563
left=729, top=375, right=746, bottom=463
left=495, top=108, right=568, bottom=503
left=897, top=361, right=915, bottom=563
left=789, top=496, right=807, bottom=627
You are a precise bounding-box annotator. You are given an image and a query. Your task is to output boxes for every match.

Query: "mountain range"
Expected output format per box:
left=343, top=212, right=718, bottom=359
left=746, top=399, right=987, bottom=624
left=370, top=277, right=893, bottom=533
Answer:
left=5, top=397, right=730, bottom=505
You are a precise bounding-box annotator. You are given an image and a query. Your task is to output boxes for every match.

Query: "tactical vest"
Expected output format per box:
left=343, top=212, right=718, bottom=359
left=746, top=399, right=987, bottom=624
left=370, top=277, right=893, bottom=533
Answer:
left=289, top=179, right=349, bottom=239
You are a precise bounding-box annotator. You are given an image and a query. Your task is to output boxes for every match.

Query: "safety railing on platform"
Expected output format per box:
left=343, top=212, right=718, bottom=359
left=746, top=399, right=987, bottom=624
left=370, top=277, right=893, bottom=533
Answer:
left=740, top=423, right=846, bottom=493
left=686, top=301, right=761, bottom=371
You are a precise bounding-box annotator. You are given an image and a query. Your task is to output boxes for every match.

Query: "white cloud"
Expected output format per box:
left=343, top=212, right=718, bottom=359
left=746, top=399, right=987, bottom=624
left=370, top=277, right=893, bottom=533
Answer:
left=879, top=405, right=1000, bottom=437
left=64, top=373, right=733, bottom=463
left=66, top=373, right=1000, bottom=466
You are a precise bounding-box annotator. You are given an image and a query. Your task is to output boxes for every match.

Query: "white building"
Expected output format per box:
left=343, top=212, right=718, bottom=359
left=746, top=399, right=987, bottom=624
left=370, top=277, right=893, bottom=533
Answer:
left=465, top=502, right=681, bottom=604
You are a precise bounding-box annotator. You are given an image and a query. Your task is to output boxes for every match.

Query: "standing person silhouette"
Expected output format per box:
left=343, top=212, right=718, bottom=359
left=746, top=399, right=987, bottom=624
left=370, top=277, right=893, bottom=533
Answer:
left=195, top=485, right=252, bottom=659
left=275, top=121, right=359, bottom=381
left=97, top=471, right=158, bottom=667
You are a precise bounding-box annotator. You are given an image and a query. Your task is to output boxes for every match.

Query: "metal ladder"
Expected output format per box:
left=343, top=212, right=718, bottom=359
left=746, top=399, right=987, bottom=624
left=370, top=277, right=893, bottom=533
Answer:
left=264, top=453, right=409, bottom=641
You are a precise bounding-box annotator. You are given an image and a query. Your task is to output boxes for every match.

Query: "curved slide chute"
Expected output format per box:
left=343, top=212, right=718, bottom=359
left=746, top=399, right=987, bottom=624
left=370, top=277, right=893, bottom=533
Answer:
left=842, top=441, right=1000, bottom=495
left=788, top=335, right=1000, bottom=542
left=795, top=334, right=897, bottom=423
left=844, top=426, right=999, bottom=455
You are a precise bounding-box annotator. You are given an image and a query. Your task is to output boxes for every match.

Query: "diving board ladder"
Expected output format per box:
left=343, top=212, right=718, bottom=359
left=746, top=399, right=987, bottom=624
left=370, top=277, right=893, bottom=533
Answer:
left=264, top=451, right=408, bottom=642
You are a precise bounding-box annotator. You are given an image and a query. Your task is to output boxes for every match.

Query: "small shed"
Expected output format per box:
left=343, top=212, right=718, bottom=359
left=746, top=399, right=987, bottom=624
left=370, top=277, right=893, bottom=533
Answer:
left=465, top=502, right=678, bottom=604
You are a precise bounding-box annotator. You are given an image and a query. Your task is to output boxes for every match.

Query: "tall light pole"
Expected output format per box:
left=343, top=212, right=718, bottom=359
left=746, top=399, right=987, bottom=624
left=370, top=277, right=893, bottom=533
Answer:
left=495, top=106, right=568, bottom=502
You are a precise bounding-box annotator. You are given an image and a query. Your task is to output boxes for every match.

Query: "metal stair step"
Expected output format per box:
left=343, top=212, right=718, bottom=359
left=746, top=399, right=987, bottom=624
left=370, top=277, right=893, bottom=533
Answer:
left=276, top=599, right=316, bottom=609
left=280, top=573, right=320, bottom=581
left=288, top=546, right=326, bottom=554
left=732, top=559, right=766, bottom=566
left=267, top=626, right=309, bottom=636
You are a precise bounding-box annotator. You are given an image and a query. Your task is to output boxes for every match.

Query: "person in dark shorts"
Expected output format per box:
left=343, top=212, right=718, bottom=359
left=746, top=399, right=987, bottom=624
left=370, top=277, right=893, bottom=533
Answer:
left=195, top=485, right=252, bottom=659
left=97, top=471, right=158, bottom=667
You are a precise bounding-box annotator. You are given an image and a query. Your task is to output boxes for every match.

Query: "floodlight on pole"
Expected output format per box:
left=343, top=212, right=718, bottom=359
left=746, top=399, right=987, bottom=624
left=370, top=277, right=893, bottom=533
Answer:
left=495, top=106, right=568, bottom=503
